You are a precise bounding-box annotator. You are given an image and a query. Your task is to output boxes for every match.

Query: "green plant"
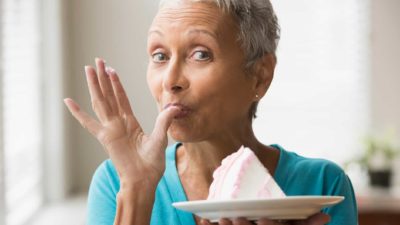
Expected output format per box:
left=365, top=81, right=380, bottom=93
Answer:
left=356, top=133, right=400, bottom=171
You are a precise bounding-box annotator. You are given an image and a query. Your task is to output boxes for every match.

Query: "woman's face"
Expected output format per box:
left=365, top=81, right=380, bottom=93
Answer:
left=147, top=1, right=258, bottom=142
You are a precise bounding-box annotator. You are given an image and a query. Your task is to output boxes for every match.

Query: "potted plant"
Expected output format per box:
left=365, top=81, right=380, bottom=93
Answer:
left=354, top=134, right=399, bottom=188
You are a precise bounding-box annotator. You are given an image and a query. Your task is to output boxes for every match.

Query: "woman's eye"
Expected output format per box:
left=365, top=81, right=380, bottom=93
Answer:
left=192, top=51, right=211, bottom=61
left=152, top=52, right=168, bottom=63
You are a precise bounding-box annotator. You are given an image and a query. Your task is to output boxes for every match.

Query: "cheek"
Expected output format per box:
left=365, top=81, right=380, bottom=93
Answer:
left=196, top=78, right=251, bottom=120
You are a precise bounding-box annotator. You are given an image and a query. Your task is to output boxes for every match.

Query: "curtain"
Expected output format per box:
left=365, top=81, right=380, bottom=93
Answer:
left=0, top=0, right=43, bottom=224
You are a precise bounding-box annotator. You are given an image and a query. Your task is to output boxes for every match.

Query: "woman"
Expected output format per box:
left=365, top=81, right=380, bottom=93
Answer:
left=64, top=0, right=358, bottom=224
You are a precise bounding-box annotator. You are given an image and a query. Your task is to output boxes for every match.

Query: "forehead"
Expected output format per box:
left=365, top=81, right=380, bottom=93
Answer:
left=150, top=1, right=237, bottom=37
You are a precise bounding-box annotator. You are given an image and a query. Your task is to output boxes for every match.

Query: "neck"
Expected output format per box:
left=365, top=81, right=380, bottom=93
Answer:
left=176, top=124, right=266, bottom=187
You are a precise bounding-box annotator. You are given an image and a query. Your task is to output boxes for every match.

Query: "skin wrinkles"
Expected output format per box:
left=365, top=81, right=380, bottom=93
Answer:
left=147, top=7, right=252, bottom=143
left=147, top=2, right=240, bottom=68
left=148, top=29, right=220, bottom=58
left=149, top=29, right=218, bottom=45
left=158, top=3, right=222, bottom=23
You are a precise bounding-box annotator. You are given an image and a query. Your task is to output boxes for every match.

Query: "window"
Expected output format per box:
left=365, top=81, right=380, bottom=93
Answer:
left=0, top=0, right=43, bottom=224
left=255, top=0, right=370, bottom=164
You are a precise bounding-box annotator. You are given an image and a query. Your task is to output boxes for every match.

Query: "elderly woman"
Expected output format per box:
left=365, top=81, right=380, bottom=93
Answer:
left=64, top=0, right=358, bottom=224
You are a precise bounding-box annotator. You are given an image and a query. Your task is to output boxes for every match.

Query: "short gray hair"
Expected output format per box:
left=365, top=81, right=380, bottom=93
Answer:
left=159, top=0, right=280, bottom=68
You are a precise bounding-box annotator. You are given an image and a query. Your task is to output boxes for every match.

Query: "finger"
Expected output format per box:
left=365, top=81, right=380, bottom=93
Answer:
left=95, top=58, right=118, bottom=114
left=199, top=219, right=212, bottom=225
left=257, top=218, right=280, bottom=225
left=108, top=69, right=135, bottom=117
left=142, top=106, right=181, bottom=160
left=233, top=217, right=255, bottom=225
left=64, top=98, right=102, bottom=136
left=219, top=218, right=233, bottom=225
left=150, top=105, right=181, bottom=143
left=85, top=66, right=112, bottom=121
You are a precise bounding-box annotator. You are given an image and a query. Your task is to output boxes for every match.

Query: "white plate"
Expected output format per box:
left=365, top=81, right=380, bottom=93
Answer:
left=172, top=196, right=344, bottom=222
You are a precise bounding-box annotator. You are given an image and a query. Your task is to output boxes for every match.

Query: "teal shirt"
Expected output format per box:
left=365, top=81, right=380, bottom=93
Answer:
left=86, top=143, right=358, bottom=225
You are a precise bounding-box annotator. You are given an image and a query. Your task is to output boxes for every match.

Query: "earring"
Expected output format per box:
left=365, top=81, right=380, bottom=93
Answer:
left=255, top=94, right=259, bottom=99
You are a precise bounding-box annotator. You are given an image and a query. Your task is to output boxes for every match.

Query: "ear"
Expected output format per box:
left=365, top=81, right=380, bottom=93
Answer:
left=251, top=53, right=276, bottom=99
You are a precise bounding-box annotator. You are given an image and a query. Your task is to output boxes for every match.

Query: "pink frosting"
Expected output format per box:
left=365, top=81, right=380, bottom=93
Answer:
left=231, top=149, right=256, bottom=198
left=208, top=146, right=248, bottom=199
left=208, top=146, right=285, bottom=200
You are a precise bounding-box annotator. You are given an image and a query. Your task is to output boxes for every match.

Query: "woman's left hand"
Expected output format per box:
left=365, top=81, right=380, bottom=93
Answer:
left=200, top=213, right=331, bottom=225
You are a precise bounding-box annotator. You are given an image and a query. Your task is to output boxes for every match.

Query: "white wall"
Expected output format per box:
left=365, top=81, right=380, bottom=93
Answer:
left=370, top=0, right=400, bottom=135
left=65, top=0, right=160, bottom=192
left=63, top=0, right=400, bottom=193
left=370, top=0, right=400, bottom=186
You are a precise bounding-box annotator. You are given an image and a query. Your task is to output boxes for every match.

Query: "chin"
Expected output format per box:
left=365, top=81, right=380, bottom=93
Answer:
left=168, top=131, right=195, bottom=143
left=168, top=126, right=204, bottom=143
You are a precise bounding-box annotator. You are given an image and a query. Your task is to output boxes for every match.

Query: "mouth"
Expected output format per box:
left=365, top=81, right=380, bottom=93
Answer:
left=163, top=102, right=192, bottom=119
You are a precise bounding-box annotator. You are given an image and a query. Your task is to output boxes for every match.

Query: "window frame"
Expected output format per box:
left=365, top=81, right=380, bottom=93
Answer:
left=0, top=0, right=6, bottom=222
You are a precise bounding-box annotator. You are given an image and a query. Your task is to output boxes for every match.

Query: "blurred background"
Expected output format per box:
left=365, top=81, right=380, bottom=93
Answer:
left=0, top=0, right=399, bottom=225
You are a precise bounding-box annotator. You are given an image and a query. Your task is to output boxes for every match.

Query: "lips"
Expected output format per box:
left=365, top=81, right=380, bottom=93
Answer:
left=164, top=103, right=192, bottom=119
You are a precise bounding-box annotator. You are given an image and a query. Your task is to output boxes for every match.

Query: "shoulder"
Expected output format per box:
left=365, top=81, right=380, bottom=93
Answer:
left=277, top=145, right=344, bottom=177
left=91, top=159, right=120, bottom=189
left=291, top=152, right=344, bottom=179
left=88, top=159, right=120, bottom=203
left=273, top=144, right=349, bottom=195
left=86, top=160, right=120, bottom=225
left=273, top=145, right=358, bottom=224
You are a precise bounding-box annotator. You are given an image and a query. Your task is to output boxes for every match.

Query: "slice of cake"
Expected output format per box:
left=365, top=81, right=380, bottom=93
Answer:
left=207, top=146, right=285, bottom=200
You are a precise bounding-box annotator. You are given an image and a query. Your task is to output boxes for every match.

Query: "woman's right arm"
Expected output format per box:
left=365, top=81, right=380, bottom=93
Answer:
left=64, top=58, right=180, bottom=225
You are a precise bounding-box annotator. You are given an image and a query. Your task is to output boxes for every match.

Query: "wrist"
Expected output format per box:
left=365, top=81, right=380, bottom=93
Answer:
left=119, top=176, right=160, bottom=193
left=114, top=182, right=157, bottom=225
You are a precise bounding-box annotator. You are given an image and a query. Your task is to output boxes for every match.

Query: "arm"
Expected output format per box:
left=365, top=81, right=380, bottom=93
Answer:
left=65, top=58, right=180, bottom=225
left=323, top=173, right=358, bottom=225
left=114, top=184, right=157, bottom=225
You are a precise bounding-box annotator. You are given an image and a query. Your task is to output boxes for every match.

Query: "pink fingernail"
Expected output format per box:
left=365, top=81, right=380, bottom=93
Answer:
left=95, top=57, right=106, bottom=65
left=106, top=66, right=116, bottom=75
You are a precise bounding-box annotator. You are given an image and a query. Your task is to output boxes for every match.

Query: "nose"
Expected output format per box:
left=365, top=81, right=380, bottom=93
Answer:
left=162, top=58, right=189, bottom=93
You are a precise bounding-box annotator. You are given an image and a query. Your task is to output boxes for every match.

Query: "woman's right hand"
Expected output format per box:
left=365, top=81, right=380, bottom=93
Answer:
left=64, top=58, right=180, bottom=188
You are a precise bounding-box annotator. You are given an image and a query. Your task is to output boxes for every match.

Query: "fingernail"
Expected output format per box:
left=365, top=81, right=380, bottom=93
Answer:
left=84, top=65, right=90, bottom=73
left=106, top=66, right=115, bottom=75
left=95, top=57, right=106, bottom=65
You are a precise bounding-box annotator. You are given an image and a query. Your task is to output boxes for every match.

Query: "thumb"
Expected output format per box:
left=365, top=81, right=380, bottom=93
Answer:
left=151, top=105, right=181, bottom=142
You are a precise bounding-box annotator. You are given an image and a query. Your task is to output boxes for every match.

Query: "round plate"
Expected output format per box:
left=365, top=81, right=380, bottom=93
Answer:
left=172, top=196, right=344, bottom=222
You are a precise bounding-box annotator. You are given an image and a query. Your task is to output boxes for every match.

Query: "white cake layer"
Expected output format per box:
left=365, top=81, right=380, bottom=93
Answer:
left=209, top=146, right=285, bottom=200
left=231, top=153, right=270, bottom=199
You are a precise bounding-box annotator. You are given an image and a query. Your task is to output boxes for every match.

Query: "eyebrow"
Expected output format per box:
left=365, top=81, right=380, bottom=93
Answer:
left=187, top=29, right=218, bottom=40
left=148, top=28, right=218, bottom=40
left=148, top=29, right=163, bottom=37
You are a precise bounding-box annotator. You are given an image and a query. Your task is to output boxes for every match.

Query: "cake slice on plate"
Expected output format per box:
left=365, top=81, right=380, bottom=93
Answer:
left=207, top=146, right=285, bottom=200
